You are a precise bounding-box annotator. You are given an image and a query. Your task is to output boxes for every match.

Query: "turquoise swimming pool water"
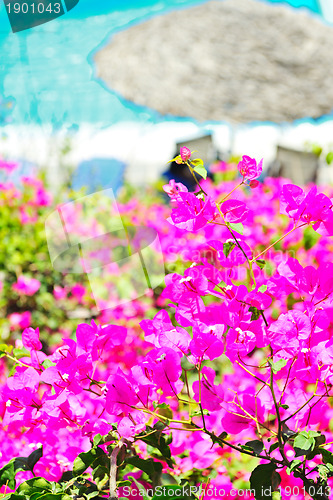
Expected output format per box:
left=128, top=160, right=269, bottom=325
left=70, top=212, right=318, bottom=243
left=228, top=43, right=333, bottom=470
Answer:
left=0, top=0, right=323, bottom=127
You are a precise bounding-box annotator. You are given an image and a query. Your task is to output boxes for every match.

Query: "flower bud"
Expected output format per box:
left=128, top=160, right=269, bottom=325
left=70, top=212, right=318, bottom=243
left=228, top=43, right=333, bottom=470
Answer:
left=249, top=180, right=259, bottom=188
left=180, top=146, right=191, bottom=162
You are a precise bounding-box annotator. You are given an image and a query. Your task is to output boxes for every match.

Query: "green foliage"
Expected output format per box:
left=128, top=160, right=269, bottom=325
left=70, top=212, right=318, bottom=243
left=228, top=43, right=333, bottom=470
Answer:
left=268, top=359, right=287, bottom=374
left=326, top=151, right=333, bottom=165
left=0, top=447, right=43, bottom=491
left=190, top=159, right=207, bottom=180
left=138, top=423, right=174, bottom=468
left=223, top=241, right=236, bottom=258
left=293, top=430, right=325, bottom=459
left=250, top=463, right=280, bottom=500
left=248, top=306, right=262, bottom=321
left=255, top=259, right=266, bottom=270
left=0, top=434, right=180, bottom=500
left=73, top=447, right=109, bottom=477
left=229, top=222, right=244, bottom=234
left=243, top=440, right=264, bottom=456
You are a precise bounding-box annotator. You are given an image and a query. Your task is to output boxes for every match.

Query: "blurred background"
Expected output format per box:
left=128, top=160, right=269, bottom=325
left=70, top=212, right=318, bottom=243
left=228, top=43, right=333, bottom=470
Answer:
left=1, top=0, right=333, bottom=192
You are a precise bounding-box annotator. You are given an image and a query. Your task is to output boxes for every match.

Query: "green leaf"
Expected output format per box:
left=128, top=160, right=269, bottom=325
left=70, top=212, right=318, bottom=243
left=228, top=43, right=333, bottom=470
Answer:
left=256, top=259, right=266, bottom=270
left=93, top=434, right=103, bottom=447
left=73, top=447, right=108, bottom=477
left=268, top=359, right=287, bottom=374
left=286, top=459, right=302, bottom=476
left=0, top=495, right=23, bottom=500
left=117, top=480, right=132, bottom=488
left=0, top=343, right=12, bottom=355
left=293, top=431, right=316, bottom=457
left=42, top=359, right=56, bottom=369
left=92, top=464, right=109, bottom=491
left=127, top=476, right=150, bottom=500
left=86, top=490, right=103, bottom=499
left=250, top=463, right=279, bottom=500
left=326, top=151, right=333, bottom=165
left=138, top=425, right=173, bottom=468
left=281, top=423, right=297, bottom=443
left=36, top=495, right=66, bottom=500
left=13, top=457, right=30, bottom=472
left=190, top=409, right=210, bottom=417
left=190, top=158, right=204, bottom=168
left=17, top=477, right=53, bottom=496
left=249, top=306, right=262, bottom=321
left=245, top=440, right=264, bottom=456
left=315, top=434, right=326, bottom=446
left=27, top=447, right=43, bottom=472
left=0, top=460, right=16, bottom=490
left=229, top=223, right=244, bottom=235
left=223, top=242, right=236, bottom=258
left=318, top=463, right=333, bottom=481
left=126, top=457, right=162, bottom=480
left=12, top=347, right=29, bottom=359
left=11, top=446, right=43, bottom=481
left=167, top=155, right=182, bottom=164
left=321, top=448, right=333, bottom=465
left=192, top=165, right=207, bottom=180
left=153, top=402, right=169, bottom=410
left=268, top=442, right=279, bottom=454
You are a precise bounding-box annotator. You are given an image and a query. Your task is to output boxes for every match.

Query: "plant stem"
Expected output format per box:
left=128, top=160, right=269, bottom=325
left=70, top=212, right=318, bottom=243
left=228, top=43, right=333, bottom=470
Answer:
left=269, top=368, right=289, bottom=465
left=251, top=223, right=307, bottom=262
left=109, top=445, right=121, bottom=500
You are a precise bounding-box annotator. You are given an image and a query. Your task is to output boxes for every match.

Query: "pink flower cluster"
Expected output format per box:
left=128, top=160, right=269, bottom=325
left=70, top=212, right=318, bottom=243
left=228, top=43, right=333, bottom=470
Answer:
left=2, top=154, right=333, bottom=497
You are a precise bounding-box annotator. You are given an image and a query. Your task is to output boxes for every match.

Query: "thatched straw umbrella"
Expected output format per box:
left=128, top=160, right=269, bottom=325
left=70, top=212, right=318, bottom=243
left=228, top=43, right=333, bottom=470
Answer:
left=94, top=0, right=333, bottom=124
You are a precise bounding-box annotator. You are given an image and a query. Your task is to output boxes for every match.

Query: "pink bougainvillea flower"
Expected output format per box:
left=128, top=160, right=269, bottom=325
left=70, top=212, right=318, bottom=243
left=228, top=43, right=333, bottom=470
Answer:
left=225, top=327, right=256, bottom=362
left=140, top=347, right=183, bottom=397
left=220, top=199, right=249, bottom=223
left=237, top=155, right=263, bottom=181
left=280, top=184, right=333, bottom=236
left=167, top=191, right=217, bottom=231
left=8, top=311, right=31, bottom=329
left=180, top=147, right=192, bottom=162
left=53, top=285, right=68, bottom=300
left=76, top=321, right=127, bottom=360
left=141, top=311, right=191, bottom=353
left=162, top=268, right=210, bottom=301
left=71, top=284, right=86, bottom=302
left=189, top=325, right=224, bottom=362
left=163, top=179, right=188, bottom=201
left=22, top=327, right=42, bottom=352
left=12, top=276, right=41, bottom=296
left=249, top=180, right=259, bottom=189
left=105, top=369, right=140, bottom=417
